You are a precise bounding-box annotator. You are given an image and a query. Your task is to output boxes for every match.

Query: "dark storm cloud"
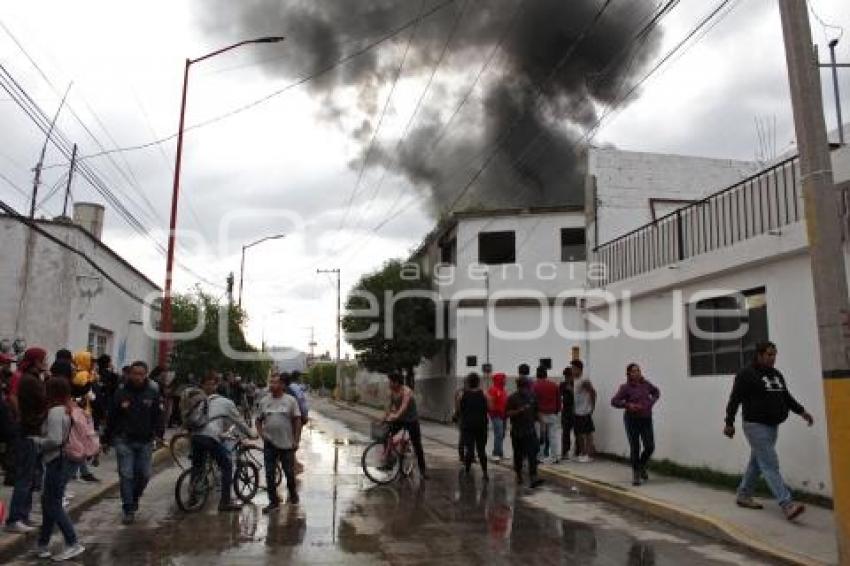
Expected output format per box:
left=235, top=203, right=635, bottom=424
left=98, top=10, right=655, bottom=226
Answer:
left=195, top=0, right=664, bottom=214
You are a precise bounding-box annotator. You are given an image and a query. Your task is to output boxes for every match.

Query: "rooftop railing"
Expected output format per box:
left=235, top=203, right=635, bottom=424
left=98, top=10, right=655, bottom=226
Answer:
left=590, top=156, right=801, bottom=287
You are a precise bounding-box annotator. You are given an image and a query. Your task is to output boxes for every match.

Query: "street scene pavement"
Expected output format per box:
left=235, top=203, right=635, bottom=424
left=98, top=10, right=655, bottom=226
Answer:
left=5, top=405, right=773, bottom=566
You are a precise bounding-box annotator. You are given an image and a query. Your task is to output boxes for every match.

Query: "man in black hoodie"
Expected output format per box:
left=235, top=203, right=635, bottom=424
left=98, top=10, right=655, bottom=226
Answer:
left=104, top=361, right=163, bottom=525
left=724, top=341, right=813, bottom=520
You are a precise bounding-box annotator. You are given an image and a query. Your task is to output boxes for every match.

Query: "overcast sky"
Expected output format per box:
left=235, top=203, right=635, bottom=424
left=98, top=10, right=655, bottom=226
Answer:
left=1, top=0, right=848, bottom=357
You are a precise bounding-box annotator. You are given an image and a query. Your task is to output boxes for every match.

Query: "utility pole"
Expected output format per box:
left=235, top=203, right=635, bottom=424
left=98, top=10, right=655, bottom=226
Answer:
left=318, top=268, right=342, bottom=399
left=779, top=1, right=850, bottom=561
left=818, top=39, right=847, bottom=146
left=31, top=83, right=71, bottom=218
left=61, top=144, right=76, bottom=217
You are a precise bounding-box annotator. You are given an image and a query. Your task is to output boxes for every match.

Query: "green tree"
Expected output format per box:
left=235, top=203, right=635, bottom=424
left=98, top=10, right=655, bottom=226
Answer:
left=307, top=363, right=337, bottom=390
left=170, top=288, right=272, bottom=385
left=341, top=259, right=438, bottom=385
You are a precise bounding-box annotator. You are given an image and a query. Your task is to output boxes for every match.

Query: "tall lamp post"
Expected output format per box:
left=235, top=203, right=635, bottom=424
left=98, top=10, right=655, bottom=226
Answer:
left=159, top=36, right=285, bottom=369
left=239, top=233, right=287, bottom=308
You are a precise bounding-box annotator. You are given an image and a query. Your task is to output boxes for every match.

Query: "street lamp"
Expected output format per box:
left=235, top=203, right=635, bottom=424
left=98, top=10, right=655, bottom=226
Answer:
left=159, top=36, right=285, bottom=369
left=239, top=233, right=287, bottom=308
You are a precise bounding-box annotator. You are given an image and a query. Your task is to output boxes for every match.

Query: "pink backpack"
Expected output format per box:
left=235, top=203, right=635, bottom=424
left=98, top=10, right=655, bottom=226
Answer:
left=64, top=405, right=100, bottom=463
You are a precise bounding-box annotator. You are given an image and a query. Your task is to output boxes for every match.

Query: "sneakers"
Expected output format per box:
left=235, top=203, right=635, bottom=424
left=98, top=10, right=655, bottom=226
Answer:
left=640, top=467, right=649, bottom=481
left=491, top=455, right=502, bottom=463
left=35, top=545, right=52, bottom=559
left=5, top=521, right=36, bottom=534
left=52, top=543, right=85, bottom=561
left=782, top=502, right=806, bottom=521
left=530, top=478, right=544, bottom=489
left=288, top=493, right=300, bottom=505
left=632, top=471, right=642, bottom=486
left=218, top=502, right=242, bottom=513
left=80, top=473, right=100, bottom=483
left=577, top=455, right=590, bottom=463
left=122, top=512, right=135, bottom=525
left=262, top=502, right=280, bottom=515
left=736, top=497, right=764, bottom=510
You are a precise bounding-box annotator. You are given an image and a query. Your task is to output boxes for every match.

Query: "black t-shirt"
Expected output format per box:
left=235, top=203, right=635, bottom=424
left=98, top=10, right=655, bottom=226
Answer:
left=506, top=390, right=538, bottom=436
left=460, top=389, right=488, bottom=431
left=559, top=382, right=575, bottom=419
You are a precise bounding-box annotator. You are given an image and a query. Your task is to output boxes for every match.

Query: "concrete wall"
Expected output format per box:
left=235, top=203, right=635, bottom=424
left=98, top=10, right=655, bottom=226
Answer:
left=587, top=148, right=759, bottom=248
left=0, top=218, right=160, bottom=368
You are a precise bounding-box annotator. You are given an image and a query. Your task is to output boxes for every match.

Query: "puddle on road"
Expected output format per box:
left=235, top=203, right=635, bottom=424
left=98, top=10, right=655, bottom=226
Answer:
left=8, top=411, right=777, bottom=565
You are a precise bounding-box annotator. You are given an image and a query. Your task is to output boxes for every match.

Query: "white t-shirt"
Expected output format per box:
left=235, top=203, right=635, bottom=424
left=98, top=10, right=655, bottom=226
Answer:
left=575, top=379, right=595, bottom=416
left=258, top=393, right=301, bottom=450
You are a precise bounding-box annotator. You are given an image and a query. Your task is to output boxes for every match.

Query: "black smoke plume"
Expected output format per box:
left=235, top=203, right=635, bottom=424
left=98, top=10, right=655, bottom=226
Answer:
left=195, top=0, right=663, bottom=214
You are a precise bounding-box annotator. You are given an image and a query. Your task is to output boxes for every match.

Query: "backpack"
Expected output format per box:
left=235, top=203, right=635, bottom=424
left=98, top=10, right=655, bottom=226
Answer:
left=64, top=405, right=100, bottom=463
left=180, top=387, right=209, bottom=431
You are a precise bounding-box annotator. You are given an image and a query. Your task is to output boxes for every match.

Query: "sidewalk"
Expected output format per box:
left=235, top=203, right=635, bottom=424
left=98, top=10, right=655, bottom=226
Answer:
left=0, top=439, right=171, bottom=560
left=327, top=399, right=838, bottom=566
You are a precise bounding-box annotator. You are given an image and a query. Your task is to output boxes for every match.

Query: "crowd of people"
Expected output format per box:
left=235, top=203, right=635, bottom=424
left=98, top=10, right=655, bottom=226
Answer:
left=441, top=341, right=811, bottom=521
left=0, top=345, right=314, bottom=560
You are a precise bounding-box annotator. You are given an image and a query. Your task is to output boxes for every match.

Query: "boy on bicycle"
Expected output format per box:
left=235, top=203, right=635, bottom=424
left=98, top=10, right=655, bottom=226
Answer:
left=192, top=372, right=254, bottom=512
left=384, top=372, right=428, bottom=480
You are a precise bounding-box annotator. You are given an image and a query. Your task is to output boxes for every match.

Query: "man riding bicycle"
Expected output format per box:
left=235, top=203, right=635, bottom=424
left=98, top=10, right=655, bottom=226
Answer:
left=191, top=372, right=255, bottom=512
left=384, top=372, right=428, bottom=480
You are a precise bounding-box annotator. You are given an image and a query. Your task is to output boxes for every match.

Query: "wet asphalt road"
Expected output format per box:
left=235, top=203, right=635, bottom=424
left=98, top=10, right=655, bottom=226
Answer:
left=10, top=406, right=775, bottom=565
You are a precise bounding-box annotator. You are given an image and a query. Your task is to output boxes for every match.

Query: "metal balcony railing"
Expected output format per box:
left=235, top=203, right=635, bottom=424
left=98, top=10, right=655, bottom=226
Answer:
left=590, top=156, right=801, bottom=287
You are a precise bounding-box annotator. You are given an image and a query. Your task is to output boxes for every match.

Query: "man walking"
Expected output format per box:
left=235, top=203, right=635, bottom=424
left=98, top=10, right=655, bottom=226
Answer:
left=532, top=366, right=561, bottom=464
left=104, top=361, right=163, bottom=524
left=257, top=374, right=302, bottom=513
left=486, top=372, right=508, bottom=462
left=506, top=376, right=543, bottom=488
left=724, top=341, right=812, bottom=520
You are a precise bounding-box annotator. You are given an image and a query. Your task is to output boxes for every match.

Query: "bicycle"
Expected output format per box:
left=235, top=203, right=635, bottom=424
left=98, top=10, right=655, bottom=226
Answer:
left=361, top=420, right=417, bottom=485
left=173, top=431, right=260, bottom=512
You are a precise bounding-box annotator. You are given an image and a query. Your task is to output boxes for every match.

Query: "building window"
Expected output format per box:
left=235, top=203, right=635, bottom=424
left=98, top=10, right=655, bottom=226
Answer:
left=478, top=231, right=515, bottom=265
left=440, top=238, right=456, bottom=265
left=561, top=228, right=586, bottom=262
left=688, top=288, right=768, bottom=376
left=87, top=326, right=113, bottom=359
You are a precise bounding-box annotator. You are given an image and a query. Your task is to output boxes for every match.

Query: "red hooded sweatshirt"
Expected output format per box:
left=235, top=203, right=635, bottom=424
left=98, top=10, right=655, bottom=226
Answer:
left=487, top=373, right=508, bottom=419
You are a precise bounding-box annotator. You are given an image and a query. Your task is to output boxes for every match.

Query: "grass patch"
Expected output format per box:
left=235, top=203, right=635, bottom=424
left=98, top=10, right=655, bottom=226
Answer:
left=600, top=453, right=832, bottom=509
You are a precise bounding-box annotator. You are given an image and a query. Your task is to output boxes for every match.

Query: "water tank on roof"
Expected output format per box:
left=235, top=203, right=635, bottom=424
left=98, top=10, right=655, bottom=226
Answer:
left=73, top=202, right=105, bottom=241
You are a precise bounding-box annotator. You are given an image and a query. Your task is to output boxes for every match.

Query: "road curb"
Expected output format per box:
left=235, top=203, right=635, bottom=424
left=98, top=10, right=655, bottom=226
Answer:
left=0, top=446, right=171, bottom=561
left=328, top=400, right=825, bottom=566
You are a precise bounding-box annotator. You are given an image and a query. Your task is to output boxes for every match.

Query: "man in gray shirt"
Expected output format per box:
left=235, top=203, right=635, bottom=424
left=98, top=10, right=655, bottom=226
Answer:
left=256, top=374, right=302, bottom=513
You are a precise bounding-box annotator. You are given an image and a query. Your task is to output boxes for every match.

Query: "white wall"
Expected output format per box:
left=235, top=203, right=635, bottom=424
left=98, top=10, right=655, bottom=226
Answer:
left=437, top=211, right=587, bottom=301
left=586, top=252, right=831, bottom=496
left=455, top=305, right=584, bottom=377
left=0, top=219, right=159, bottom=368
left=588, top=148, right=759, bottom=247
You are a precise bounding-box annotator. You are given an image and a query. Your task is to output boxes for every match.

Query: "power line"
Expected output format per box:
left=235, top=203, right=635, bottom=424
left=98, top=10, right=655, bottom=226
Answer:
left=39, top=0, right=458, bottom=169
left=334, top=0, right=430, bottom=246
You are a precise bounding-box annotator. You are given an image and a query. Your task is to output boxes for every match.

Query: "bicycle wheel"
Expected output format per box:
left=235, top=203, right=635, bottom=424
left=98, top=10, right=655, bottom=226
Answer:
left=240, top=445, right=281, bottom=489
left=233, top=461, right=260, bottom=504
left=362, top=440, right=401, bottom=485
left=175, top=468, right=209, bottom=513
left=170, top=432, right=192, bottom=470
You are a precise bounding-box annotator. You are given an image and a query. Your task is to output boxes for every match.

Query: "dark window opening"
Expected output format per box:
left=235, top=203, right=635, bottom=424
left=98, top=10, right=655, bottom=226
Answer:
left=466, top=355, right=478, bottom=368
left=539, top=358, right=552, bottom=370
left=440, top=239, right=456, bottom=265
left=687, top=287, right=768, bottom=376
left=479, top=231, right=516, bottom=265
left=561, top=228, right=586, bottom=262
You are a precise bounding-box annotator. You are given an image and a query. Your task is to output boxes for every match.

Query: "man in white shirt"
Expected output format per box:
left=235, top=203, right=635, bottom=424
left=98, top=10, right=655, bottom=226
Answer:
left=256, top=374, right=302, bottom=513
left=191, top=372, right=254, bottom=512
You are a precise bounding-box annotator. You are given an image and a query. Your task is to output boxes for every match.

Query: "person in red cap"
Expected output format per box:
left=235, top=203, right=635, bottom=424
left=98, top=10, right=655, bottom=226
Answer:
left=5, top=347, right=48, bottom=533
left=487, top=372, right=508, bottom=462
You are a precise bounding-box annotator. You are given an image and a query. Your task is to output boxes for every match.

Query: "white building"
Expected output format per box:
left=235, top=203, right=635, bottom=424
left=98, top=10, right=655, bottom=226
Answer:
left=584, top=144, right=850, bottom=497
left=1, top=203, right=160, bottom=368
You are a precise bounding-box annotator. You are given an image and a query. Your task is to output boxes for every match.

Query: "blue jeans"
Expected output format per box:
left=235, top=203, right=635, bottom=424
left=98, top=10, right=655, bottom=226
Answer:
left=6, top=436, right=39, bottom=525
left=738, top=422, right=792, bottom=507
left=490, top=417, right=505, bottom=458
left=191, top=435, right=233, bottom=504
left=38, top=457, right=77, bottom=547
left=115, top=440, right=153, bottom=514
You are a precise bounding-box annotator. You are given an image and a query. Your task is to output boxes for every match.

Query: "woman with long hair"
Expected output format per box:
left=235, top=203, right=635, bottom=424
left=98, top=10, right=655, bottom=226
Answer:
left=34, top=376, right=85, bottom=561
